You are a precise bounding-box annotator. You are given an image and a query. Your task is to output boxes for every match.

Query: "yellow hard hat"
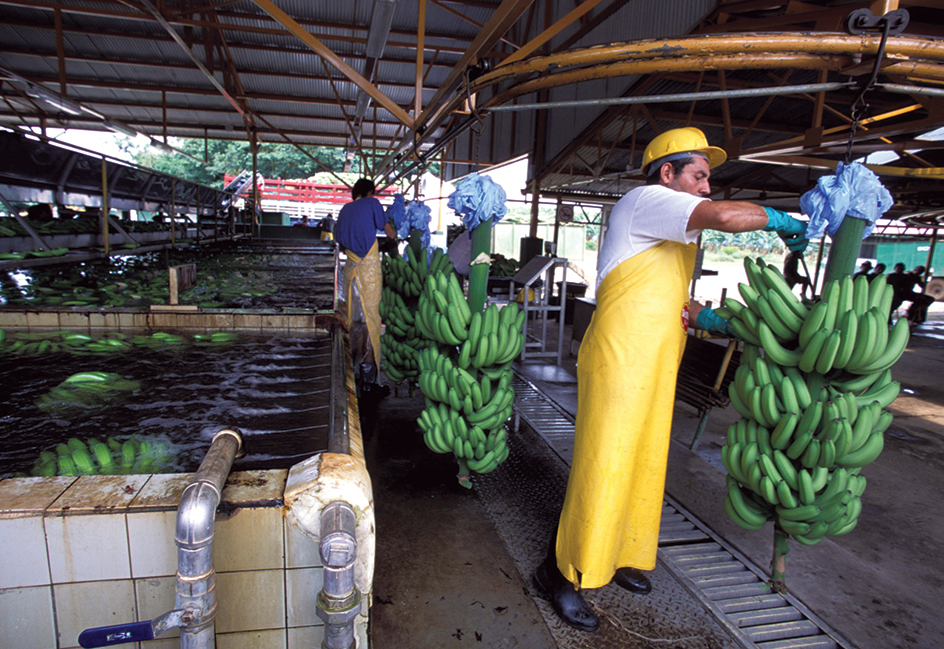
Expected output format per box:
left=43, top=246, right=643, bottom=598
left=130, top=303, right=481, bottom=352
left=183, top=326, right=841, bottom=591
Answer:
left=642, top=127, right=727, bottom=176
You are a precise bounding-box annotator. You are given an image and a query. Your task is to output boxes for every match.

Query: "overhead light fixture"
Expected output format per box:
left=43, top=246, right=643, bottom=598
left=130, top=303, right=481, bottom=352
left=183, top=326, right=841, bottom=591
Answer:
left=40, top=95, right=85, bottom=116
left=149, top=137, right=176, bottom=154
left=102, top=119, right=137, bottom=137
left=354, top=92, right=371, bottom=121
left=365, top=0, right=397, bottom=59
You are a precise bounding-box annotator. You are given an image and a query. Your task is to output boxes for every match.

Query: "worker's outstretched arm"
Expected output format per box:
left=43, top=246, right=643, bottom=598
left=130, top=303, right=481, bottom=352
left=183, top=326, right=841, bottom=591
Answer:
left=688, top=202, right=808, bottom=251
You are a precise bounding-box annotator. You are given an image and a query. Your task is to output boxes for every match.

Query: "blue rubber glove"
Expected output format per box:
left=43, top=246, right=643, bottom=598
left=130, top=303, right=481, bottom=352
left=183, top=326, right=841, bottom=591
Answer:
left=763, top=207, right=805, bottom=235
left=695, top=307, right=738, bottom=338
left=763, top=207, right=809, bottom=252
left=782, top=233, right=809, bottom=253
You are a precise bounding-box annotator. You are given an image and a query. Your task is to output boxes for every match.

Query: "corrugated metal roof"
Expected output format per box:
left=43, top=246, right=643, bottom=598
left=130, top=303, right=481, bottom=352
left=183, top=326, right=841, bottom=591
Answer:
left=0, top=0, right=941, bottom=215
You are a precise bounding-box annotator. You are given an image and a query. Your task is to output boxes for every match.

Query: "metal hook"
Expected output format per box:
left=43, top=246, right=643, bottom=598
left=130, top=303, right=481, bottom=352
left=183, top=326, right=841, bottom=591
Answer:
left=842, top=8, right=910, bottom=164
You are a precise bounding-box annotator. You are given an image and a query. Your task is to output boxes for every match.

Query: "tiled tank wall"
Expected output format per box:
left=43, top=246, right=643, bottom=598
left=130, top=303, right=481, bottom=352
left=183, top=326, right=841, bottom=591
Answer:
left=0, top=469, right=368, bottom=649
left=0, top=307, right=335, bottom=334
left=0, top=309, right=366, bottom=648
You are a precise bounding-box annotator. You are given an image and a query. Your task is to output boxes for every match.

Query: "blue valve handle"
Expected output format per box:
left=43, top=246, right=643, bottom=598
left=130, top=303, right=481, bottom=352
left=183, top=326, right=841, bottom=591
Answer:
left=79, top=621, right=154, bottom=648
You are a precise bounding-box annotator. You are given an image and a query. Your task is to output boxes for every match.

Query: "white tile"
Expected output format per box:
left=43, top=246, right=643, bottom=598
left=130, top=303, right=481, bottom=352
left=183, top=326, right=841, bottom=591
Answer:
left=135, top=576, right=179, bottom=640
left=214, top=507, right=284, bottom=573
left=215, top=570, right=285, bottom=634
left=45, top=514, right=131, bottom=583
left=128, top=510, right=177, bottom=578
left=0, top=515, right=51, bottom=588
left=287, top=625, right=323, bottom=649
left=285, top=567, right=323, bottom=628
left=216, top=629, right=287, bottom=649
left=284, top=511, right=321, bottom=569
left=0, top=586, right=56, bottom=649
left=53, top=580, right=136, bottom=649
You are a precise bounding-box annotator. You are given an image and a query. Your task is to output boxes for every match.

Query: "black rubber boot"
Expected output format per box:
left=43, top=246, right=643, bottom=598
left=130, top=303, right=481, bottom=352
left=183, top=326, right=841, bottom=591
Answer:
left=532, top=539, right=599, bottom=633
left=612, top=567, right=652, bottom=594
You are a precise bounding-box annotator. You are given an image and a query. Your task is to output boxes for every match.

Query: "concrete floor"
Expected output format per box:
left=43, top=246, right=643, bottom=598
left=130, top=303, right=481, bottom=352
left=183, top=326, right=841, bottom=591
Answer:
left=362, top=313, right=944, bottom=649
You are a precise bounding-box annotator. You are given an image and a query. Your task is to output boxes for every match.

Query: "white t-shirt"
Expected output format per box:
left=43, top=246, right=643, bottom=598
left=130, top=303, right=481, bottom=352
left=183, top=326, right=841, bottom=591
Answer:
left=596, top=185, right=707, bottom=290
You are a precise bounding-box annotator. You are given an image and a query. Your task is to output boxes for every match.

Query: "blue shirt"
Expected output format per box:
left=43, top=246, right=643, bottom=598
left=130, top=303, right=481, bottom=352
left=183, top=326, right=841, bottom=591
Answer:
left=335, top=197, right=388, bottom=258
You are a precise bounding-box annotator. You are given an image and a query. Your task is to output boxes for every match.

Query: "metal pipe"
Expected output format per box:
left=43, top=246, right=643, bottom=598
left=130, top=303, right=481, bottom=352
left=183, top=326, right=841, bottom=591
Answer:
left=485, top=81, right=854, bottom=112
left=316, top=501, right=361, bottom=649
left=880, top=82, right=944, bottom=99
left=175, top=428, right=243, bottom=649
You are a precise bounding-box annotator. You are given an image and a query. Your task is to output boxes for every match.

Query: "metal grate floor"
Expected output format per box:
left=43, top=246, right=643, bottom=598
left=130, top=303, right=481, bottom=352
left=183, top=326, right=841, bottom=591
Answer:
left=510, top=372, right=851, bottom=649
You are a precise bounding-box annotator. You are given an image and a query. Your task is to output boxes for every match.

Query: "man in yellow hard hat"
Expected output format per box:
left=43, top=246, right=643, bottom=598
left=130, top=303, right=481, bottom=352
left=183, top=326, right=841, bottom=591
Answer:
left=532, top=127, right=807, bottom=632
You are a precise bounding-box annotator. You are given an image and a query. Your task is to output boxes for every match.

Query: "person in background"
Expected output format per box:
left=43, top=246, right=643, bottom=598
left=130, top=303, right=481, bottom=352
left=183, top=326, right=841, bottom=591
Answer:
left=320, top=214, right=335, bottom=241
left=867, top=263, right=886, bottom=281
left=26, top=204, right=54, bottom=223
left=887, top=262, right=909, bottom=321
left=783, top=250, right=811, bottom=291
left=904, top=265, right=935, bottom=325
left=853, top=260, right=873, bottom=280
left=532, top=127, right=809, bottom=633
left=335, top=178, right=397, bottom=393
left=293, top=215, right=310, bottom=227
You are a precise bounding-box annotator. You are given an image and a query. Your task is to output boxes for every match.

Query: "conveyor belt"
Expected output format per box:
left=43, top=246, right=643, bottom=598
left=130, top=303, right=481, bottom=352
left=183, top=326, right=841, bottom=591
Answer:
left=510, top=371, right=853, bottom=649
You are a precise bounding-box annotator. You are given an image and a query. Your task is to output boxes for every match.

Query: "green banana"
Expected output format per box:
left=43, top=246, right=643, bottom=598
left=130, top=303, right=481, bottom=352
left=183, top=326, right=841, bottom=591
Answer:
left=849, top=317, right=910, bottom=375
left=758, top=321, right=803, bottom=367
left=836, top=430, right=884, bottom=468
left=799, top=301, right=828, bottom=349
left=798, top=328, right=829, bottom=373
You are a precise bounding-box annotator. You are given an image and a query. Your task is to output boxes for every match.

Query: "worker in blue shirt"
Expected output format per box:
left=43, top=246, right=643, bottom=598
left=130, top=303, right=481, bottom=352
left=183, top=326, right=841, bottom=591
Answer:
left=336, top=178, right=397, bottom=391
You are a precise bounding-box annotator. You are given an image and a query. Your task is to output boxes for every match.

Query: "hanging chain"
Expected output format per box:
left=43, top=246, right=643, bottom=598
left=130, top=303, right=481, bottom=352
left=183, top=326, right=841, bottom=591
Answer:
left=465, top=67, right=485, bottom=170
left=842, top=8, right=909, bottom=164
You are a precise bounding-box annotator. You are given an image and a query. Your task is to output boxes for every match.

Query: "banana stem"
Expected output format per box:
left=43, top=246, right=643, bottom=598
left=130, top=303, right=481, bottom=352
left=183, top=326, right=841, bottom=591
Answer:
left=467, top=223, right=492, bottom=314
left=822, top=215, right=867, bottom=285
left=770, top=525, right=790, bottom=594
left=456, top=457, right=472, bottom=489
left=407, top=229, right=423, bottom=260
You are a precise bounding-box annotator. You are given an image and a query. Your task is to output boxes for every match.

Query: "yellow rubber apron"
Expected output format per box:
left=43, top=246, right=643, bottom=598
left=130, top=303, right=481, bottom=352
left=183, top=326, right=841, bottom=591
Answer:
left=556, top=240, right=697, bottom=589
left=339, top=241, right=382, bottom=368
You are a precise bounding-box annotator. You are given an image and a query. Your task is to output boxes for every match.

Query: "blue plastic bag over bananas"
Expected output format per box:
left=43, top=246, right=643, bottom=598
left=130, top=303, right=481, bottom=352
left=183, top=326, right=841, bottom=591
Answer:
left=446, top=173, right=507, bottom=229
left=716, top=257, right=906, bottom=545
left=799, top=161, right=893, bottom=240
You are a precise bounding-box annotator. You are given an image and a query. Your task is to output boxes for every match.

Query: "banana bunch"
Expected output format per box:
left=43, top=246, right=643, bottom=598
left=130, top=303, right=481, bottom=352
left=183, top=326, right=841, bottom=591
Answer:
left=719, top=258, right=909, bottom=377
left=383, top=245, right=453, bottom=298
left=380, top=245, right=445, bottom=384
left=26, top=435, right=175, bottom=477
left=489, top=254, right=519, bottom=278
left=416, top=345, right=513, bottom=474
left=416, top=273, right=526, bottom=367
left=379, top=286, right=427, bottom=384
left=717, top=257, right=909, bottom=545
left=35, top=371, right=142, bottom=418
left=415, top=268, right=473, bottom=347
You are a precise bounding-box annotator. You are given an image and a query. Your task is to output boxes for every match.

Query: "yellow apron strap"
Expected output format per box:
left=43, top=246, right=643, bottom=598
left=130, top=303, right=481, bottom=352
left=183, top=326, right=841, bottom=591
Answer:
left=556, top=241, right=697, bottom=589
left=341, top=241, right=383, bottom=368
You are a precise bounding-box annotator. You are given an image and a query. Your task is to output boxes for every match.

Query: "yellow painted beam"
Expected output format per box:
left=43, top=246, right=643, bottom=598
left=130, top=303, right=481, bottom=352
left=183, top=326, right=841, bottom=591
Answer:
left=744, top=154, right=944, bottom=179
left=475, top=33, right=944, bottom=88
left=249, top=0, right=414, bottom=128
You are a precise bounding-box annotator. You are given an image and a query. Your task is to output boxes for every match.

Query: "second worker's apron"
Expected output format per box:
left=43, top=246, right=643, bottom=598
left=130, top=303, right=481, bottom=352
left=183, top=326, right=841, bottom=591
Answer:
left=556, top=240, right=697, bottom=589
left=339, top=241, right=382, bottom=369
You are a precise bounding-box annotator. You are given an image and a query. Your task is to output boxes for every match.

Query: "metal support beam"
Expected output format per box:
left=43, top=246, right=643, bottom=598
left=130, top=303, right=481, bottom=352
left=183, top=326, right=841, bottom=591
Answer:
left=249, top=0, right=414, bottom=128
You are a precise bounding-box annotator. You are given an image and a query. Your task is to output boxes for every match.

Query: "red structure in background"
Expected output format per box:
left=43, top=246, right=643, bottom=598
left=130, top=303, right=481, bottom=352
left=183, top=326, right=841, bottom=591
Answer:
left=224, top=175, right=398, bottom=205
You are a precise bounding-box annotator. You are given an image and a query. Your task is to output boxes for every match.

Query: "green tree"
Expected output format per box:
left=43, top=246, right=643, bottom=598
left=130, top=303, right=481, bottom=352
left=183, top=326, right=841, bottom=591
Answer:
left=129, top=139, right=356, bottom=188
